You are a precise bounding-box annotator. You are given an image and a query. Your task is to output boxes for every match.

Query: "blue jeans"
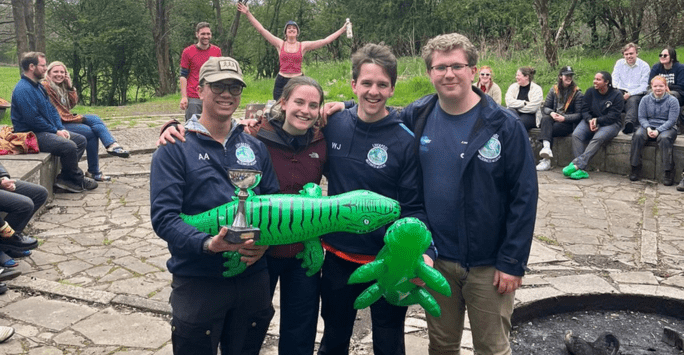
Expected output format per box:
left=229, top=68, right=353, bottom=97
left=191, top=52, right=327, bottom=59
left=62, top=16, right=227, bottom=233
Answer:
left=267, top=255, right=320, bottom=355
left=63, top=114, right=116, bottom=175
left=571, top=120, right=621, bottom=170
left=34, top=131, right=86, bottom=184
left=0, top=179, right=48, bottom=233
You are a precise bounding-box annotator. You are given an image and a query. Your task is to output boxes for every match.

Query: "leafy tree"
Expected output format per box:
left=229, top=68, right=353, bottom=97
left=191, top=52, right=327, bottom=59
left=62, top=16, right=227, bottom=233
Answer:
left=534, top=0, right=579, bottom=68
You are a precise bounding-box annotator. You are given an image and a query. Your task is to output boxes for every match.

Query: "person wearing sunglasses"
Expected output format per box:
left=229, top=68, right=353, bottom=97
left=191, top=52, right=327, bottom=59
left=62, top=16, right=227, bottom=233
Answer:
left=474, top=65, right=501, bottom=105
left=648, top=47, right=684, bottom=131
left=151, top=56, right=280, bottom=355
left=505, top=66, right=544, bottom=131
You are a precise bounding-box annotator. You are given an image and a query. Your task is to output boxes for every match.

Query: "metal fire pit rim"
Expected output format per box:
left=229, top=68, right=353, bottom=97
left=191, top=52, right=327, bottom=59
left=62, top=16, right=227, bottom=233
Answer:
left=512, top=293, right=684, bottom=325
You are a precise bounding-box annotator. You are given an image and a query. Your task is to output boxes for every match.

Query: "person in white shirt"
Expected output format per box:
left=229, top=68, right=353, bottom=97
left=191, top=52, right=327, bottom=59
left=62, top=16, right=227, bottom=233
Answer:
left=612, top=42, right=650, bottom=134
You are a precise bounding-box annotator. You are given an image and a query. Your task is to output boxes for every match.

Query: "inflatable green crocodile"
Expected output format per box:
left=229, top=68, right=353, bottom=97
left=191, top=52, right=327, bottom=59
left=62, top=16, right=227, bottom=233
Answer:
left=348, top=217, right=452, bottom=317
left=180, top=183, right=401, bottom=277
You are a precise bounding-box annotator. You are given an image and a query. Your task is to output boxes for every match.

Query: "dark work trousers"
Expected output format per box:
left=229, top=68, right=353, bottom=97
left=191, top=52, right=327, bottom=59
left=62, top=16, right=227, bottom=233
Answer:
left=509, top=108, right=537, bottom=131
left=318, top=253, right=407, bottom=355
left=0, top=180, right=48, bottom=232
left=630, top=126, right=677, bottom=171
left=624, top=94, right=645, bottom=128
left=34, top=131, right=86, bottom=184
left=170, top=270, right=274, bottom=355
left=266, top=255, right=321, bottom=355
left=537, top=115, right=574, bottom=147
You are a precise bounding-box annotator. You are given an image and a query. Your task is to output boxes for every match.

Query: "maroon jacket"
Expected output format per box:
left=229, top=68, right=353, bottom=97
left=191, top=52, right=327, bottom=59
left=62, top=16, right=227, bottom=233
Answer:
left=244, top=115, right=327, bottom=257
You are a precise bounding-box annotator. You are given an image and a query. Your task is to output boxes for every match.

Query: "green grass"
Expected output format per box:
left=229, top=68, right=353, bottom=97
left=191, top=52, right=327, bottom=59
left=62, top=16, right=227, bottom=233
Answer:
left=0, top=46, right=680, bottom=126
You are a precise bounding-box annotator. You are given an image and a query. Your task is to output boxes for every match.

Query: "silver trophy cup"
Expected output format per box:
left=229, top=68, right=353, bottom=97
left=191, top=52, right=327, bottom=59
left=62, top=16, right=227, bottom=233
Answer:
left=224, top=169, right=262, bottom=244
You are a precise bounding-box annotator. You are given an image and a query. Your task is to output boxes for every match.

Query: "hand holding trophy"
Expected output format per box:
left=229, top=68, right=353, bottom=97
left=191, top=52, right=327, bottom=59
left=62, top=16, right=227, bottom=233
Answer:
left=224, top=169, right=262, bottom=244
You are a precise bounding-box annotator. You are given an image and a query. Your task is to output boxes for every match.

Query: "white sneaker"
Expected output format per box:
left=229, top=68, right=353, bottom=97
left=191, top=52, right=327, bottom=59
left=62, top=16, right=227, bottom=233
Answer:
left=539, top=146, right=553, bottom=159
left=0, top=325, right=14, bottom=343
left=536, top=159, right=552, bottom=171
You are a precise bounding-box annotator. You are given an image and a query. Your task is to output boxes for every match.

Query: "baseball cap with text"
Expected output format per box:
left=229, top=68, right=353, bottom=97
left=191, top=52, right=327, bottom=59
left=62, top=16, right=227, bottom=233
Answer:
left=199, top=57, right=246, bottom=86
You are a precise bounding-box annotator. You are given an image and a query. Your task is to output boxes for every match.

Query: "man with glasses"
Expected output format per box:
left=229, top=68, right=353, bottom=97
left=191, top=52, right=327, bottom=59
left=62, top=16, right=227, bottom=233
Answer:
left=324, top=34, right=537, bottom=354
left=612, top=42, right=650, bottom=134
left=151, top=56, right=280, bottom=355
left=399, top=33, right=537, bottom=355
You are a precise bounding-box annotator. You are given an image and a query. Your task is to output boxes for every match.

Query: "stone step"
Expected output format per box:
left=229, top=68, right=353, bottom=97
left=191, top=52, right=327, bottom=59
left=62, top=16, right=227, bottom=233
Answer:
left=529, top=129, right=684, bottom=183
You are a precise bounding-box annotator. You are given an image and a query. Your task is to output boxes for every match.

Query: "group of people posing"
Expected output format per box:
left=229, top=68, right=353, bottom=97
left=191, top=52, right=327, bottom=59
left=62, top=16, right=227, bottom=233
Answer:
left=480, top=43, right=684, bottom=188
left=154, top=26, right=537, bottom=355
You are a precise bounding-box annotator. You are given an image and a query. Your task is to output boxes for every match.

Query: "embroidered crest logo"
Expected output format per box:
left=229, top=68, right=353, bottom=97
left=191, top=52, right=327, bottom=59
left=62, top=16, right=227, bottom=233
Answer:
left=478, top=135, right=502, bottom=163
left=235, top=144, right=257, bottom=166
left=366, top=144, right=388, bottom=169
left=420, top=136, right=431, bottom=152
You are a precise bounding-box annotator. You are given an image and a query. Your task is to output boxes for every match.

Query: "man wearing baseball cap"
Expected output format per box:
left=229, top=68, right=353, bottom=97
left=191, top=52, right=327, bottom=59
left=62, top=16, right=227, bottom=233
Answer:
left=151, top=56, right=280, bottom=355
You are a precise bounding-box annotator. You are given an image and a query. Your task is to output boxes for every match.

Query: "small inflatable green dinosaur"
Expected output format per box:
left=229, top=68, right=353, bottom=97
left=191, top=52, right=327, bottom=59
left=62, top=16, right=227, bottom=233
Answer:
left=348, top=217, right=452, bottom=317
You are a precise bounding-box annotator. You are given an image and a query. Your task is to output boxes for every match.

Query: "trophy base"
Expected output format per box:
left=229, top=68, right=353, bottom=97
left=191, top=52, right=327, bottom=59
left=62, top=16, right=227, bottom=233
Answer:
left=224, top=226, right=261, bottom=244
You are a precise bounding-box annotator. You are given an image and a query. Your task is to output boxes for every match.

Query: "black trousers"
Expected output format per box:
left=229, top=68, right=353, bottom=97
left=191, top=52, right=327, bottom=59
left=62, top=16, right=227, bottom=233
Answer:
left=170, top=270, right=274, bottom=355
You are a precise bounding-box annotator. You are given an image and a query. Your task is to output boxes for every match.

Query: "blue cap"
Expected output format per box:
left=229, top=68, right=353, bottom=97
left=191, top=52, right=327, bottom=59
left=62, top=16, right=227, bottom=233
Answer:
left=284, top=21, right=299, bottom=36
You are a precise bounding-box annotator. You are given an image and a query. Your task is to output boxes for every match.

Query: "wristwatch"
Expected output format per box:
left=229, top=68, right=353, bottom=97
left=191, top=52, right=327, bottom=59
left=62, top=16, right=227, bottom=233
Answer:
left=202, top=237, right=215, bottom=255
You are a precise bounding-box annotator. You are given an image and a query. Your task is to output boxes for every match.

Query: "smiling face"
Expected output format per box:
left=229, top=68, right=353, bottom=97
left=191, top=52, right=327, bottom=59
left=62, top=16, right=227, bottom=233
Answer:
left=515, top=70, right=529, bottom=86
left=623, top=47, right=637, bottom=66
left=659, top=49, right=672, bottom=66
left=47, top=64, right=67, bottom=85
left=479, top=68, right=492, bottom=84
left=285, top=25, right=299, bottom=39
left=352, top=63, right=394, bottom=123
left=427, top=48, right=477, bottom=103
left=199, top=79, right=241, bottom=121
left=651, top=78, right=667, bottom=97
left=593, top=73, right=608, bottom=92
left=561, top=74, right=574, bottom=88
left=196, top=26, right=212, bottom=47
left=281, top=85, right=321, bottom=135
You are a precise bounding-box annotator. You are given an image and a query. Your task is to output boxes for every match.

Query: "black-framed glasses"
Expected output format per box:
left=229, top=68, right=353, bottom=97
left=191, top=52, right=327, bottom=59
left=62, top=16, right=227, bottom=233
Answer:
left=430, top=63, right=469, bottom=75
left=208, top=82, right=244, bottom=96
left=659, top=53, right=669, bottom=58
left=480, top=73, right=491, bottom=77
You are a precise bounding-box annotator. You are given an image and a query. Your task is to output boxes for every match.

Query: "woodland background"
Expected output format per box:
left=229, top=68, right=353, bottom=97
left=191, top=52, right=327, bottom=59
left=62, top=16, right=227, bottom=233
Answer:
left=1, top=0, right=683, bottom=107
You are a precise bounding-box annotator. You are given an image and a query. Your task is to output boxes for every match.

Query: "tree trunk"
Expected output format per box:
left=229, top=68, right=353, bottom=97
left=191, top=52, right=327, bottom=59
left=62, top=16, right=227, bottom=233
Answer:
left=23, top=0, right=35, bottom=51
left=34, top=0, right=45, bottom=52
left=147, top=0, right=175, bottom=96
left=11, top=0, right=29, bottom=66
left=533, top=0, right=558, bottom=68
left=534, top=0, right=578, bottom=69
left=225, top=0, right=246, bottom=56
